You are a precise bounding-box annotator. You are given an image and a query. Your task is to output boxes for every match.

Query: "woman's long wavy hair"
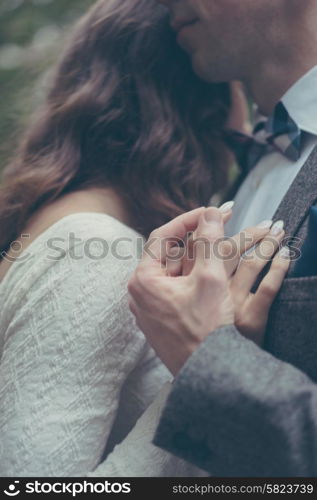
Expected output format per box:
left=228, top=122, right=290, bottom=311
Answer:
left=0, top=0, right=231, bottom=253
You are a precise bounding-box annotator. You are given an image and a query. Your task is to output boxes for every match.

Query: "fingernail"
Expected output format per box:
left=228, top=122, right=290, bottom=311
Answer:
left=219, top=201, right=235, bottom=213
left=257, top=219, right=273, bottom=229
left=270, top=220, right=284, bottom=236
left=279, top=246, right=290, bottom=259
left=204, top=207, right=221, bottom=223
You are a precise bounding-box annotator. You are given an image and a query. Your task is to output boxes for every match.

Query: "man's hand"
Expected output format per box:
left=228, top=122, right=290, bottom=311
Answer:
left=128, top=207, right=234, bottom=375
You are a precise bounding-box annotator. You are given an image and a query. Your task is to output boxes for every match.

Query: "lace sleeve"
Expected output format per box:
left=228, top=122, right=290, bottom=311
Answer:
left=88, top=382, right=208, bottom=477
left=0, top=233, right=147, bottom=477
left=0, top=215, right=205, bottom=478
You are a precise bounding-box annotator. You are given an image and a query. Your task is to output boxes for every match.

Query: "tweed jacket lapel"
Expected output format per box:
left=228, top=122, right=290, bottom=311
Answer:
left=272, top=145, right=317, bottom=238
left=264, top=145, right=317, bottom=381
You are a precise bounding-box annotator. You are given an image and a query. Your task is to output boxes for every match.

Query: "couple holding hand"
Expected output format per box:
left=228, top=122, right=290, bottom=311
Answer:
left=1, top=0, right=317, bottom=477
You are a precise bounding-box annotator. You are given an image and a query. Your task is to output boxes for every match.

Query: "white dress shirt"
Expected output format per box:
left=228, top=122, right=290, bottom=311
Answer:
left=225, top=65, right=317, bottom=236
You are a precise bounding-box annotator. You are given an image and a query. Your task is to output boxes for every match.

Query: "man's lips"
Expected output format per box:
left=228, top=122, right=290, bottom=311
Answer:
left=171, top=18, right=198, bottom=34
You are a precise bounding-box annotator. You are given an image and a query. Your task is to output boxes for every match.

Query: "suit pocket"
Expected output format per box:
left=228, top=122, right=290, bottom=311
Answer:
left=265, top=276, right=317, bottom=382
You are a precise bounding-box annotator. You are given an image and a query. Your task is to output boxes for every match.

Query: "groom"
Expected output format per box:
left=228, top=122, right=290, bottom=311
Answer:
left=128, top=0, right=317, bottom=476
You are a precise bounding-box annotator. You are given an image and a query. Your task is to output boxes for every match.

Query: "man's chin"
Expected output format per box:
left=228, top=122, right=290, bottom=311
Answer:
left=191, top=54, right=216, bottom=83
left=191, top=52, right=230, bottom=84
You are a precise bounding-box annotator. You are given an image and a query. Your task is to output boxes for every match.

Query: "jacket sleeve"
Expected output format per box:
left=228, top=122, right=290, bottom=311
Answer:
left=153, top=325, right=317, bottom=476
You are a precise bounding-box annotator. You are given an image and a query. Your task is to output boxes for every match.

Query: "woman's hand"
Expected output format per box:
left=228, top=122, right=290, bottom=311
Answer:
left=166, top=216, right=291, bottom=348
left=230, top=221, right=290, bottom=346
left=166, top=204, right=276, bottom=278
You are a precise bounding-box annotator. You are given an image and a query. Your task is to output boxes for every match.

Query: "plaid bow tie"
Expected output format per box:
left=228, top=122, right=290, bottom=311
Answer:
left=224, top=102, right=303, bottom=173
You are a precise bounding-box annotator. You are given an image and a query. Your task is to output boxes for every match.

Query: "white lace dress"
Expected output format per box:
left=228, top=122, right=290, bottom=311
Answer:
left=0, top=213, right=205, bottom=477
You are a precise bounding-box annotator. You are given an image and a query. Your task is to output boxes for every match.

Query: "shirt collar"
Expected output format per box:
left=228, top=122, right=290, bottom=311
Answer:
left=281, top=65, right=317, bottom=136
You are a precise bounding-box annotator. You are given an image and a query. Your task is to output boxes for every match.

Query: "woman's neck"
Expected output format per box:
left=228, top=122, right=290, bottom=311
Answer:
left=72, top=187, right=132, bottom=227
left=28, top=186, right=132, bottom=231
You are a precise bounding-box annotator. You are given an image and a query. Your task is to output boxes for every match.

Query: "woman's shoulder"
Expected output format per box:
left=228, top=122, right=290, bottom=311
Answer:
left=37, top=211, right=144, bottom=275
left=0, top=212, right=143, bottom=316
left=9, top=210, right=142, bottom=268
left=38, top=211, right=143, bottom=248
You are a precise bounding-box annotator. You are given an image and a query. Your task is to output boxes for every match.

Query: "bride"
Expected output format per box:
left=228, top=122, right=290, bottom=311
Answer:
left=0, top=0, right=278, bottom=477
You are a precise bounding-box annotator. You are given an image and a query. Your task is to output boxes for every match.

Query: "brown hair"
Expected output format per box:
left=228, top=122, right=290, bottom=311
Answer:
left=0, top=0, right=230, bottom=253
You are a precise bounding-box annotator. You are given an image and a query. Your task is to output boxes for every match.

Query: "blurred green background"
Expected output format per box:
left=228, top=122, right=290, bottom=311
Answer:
left=0, top=0, right=94, bottom=172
